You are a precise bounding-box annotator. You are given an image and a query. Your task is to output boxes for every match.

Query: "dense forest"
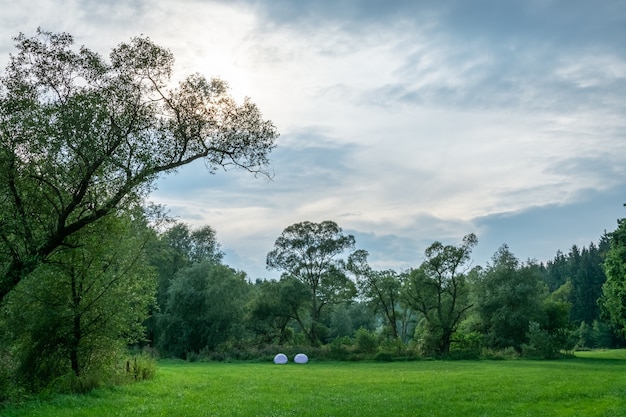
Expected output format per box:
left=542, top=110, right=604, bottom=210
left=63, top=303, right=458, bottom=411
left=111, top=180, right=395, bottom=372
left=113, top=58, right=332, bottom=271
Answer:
left=2, top=30, right=626, bottom=399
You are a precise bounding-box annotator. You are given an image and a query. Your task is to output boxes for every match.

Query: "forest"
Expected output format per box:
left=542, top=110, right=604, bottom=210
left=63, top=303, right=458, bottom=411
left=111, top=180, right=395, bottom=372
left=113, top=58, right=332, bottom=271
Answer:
left=1, top=29, right=626, bottom=400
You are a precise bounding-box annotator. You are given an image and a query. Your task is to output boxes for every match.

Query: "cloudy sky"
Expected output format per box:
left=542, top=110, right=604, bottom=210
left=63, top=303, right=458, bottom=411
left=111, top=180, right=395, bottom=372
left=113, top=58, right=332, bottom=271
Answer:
left=2, top=0, right=625, bottom=279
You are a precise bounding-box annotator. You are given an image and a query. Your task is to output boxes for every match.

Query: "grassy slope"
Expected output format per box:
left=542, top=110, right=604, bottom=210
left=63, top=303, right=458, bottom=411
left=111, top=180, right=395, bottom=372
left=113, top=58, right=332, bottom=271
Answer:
left=3, top=351, right=626, bottom=417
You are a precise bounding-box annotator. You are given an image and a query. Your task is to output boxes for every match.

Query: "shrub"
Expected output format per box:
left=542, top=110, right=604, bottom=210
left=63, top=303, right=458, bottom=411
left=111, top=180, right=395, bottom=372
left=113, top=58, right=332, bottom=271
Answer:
left=124, top=353, right=157, bottom=382
left=354, top=328, right=379, bottom=354
left=522, top=322, right=560, bottom=359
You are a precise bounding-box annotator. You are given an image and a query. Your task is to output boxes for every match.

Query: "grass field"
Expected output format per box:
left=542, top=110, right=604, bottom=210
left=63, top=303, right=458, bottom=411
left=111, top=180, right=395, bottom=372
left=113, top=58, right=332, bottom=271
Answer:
left=3, top=350, right=626, bottom=417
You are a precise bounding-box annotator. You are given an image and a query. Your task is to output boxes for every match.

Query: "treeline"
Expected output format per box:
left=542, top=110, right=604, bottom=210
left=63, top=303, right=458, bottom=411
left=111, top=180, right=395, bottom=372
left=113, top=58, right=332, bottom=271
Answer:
left=146, top=219, right=624, bottom=363
left=1, top=208, right=625, bottom=398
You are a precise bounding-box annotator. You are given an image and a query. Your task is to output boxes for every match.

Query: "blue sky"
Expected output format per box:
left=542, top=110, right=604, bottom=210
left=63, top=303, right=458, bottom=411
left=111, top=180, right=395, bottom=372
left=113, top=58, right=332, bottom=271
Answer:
left=2, top=0, right=625, bottom=279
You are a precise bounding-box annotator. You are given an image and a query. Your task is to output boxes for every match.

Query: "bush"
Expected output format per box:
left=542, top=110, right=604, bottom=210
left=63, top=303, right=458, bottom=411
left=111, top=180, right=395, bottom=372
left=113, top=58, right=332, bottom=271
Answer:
left=329, top=336, right=353, bottom=360
left=124, top=353, right=157, bottom=382
left=354, top=328, right=379, bottom=354
left=522, top=322, right=561, bottom=359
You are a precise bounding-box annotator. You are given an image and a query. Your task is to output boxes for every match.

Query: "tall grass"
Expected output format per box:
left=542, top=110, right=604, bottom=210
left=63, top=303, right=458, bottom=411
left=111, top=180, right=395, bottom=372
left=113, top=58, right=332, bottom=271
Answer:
left=2, top=350, right=626, bottom=416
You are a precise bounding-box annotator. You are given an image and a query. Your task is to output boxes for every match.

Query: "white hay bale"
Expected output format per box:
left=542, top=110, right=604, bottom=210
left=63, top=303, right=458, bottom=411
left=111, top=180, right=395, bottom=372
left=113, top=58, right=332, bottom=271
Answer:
left=294, top=353, right=308, bottom=364
left=273, top=353, right=288, bottom=364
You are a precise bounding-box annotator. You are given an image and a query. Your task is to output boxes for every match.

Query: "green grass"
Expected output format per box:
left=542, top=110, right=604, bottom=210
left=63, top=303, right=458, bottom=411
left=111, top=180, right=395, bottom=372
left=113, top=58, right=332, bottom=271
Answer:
left=3, top=351, right=626, bottom=416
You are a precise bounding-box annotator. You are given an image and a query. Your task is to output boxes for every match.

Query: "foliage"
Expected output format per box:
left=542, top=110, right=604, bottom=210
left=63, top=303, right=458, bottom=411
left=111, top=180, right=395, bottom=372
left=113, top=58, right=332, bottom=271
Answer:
left=244, top=278, right=307, bottom=345
left=0, top=29, right=277, bottom=303
left=266, top=220, right=357, bottom=345
left=541, top=238, right=609, bottom=327
left=157, top=262, right=250, bottom=358
left=327, top=302, right=377, bottom=340
left=521, top=322, right=562, bottom=359
left=568, top=242, right=608, bottom=325
left=0, top=211, right=156, bottom=392
left=123, top=353, right=157, bottom=382
left=349, top=250, right=412, bottom=342
left=354, top=327, right=379, bottom=354
left=473, top=245, right=546, bottom=351
left=404, top=234, right=477, bottom=355
left=601, top=218, right=626, bottom=338
left=144, top=221, right=225, bottom=344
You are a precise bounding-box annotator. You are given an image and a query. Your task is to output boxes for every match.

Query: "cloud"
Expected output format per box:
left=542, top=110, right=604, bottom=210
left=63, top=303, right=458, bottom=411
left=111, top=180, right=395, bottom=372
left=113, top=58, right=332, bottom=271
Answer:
left=472, top=184, right=626, bottom=265
left=2, top=0, right=625, bottom=281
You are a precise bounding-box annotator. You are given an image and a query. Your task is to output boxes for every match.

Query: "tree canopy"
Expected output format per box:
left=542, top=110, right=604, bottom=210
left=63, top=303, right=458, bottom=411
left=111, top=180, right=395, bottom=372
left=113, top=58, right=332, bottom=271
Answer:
left=601, top=218, right=626, bottom=337
left=0, top=29, right=278, bottom=303
left=266, top=220, right=356, bottom=345
left=404, top=234, right=477, bottom=355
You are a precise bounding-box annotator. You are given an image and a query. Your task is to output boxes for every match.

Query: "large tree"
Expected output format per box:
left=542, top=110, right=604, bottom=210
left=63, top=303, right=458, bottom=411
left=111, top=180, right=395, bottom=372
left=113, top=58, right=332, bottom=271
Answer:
left=266, top=220, right=357, bottom=345
left=404, top=234, right=477, bottom=355
left=0, top=209, right=156, bottom=389
left=0, top=29, right=278, bottom=303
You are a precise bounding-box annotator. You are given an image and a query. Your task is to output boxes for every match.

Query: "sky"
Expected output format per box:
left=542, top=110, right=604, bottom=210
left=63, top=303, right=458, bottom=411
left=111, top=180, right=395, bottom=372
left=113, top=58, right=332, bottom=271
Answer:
left=1, top=0, right=625, bottom=280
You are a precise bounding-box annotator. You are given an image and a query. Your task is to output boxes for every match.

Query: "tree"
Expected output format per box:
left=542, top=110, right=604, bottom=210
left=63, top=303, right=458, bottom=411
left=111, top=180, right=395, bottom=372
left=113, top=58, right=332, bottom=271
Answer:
left=569, top=243, right=606, bottom=326
left=0, top=29, right=278, bottom=303
left=541, top=238, right=609, bottom=327
left=157, top=262, right=250, bottom=358
left=144, top=221, right=224, bottom=345
left=601, top=218, right=626, bottom=338
left=0, top=209, right=156, bottom=389
left=542, top=250, right=569, bottom=292
left=266, top=220, right=357, bottom=345
left=349, top=249, right=411, bottom=342
left=473, top=245, right=546, bottom=351
left=147, top=222, right=223, bottom=311
left=404, top=234, right=477, bottom=355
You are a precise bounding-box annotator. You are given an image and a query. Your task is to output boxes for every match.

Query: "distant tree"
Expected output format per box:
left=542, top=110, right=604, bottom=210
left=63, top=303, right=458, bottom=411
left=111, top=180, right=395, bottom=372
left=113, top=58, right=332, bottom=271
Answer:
left=542, top=251, right=569, bottom=292
left=0, top=209, right=156, bottom=389
left=162, top=223, right=224, bottom=266
left=349, top=250, right=410, bottom=341
left=404, top=234, right=477, bottom=355
left=148, top=223, right=223, bottom=311
left=601, top=218, right=626, bottom=338
left=568, top=243, right=606, bottom=326
left=0, top=29, right=278, bottom=304
left=144, top=222, right=224, bottom=346
left=158, top=262, right=250, bottom=358
left=474, top=245, right=546, bottom=351
left=541, top=238, right=609, bottom=327
left=266, top=221, right=357, bottom=345
left=322, top=300, right=377, bottom=341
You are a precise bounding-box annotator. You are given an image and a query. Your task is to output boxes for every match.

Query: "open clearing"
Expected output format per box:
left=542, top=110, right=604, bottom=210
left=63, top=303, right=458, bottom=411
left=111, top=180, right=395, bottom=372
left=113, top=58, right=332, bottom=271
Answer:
left=3, top=350, right=626, bottom=417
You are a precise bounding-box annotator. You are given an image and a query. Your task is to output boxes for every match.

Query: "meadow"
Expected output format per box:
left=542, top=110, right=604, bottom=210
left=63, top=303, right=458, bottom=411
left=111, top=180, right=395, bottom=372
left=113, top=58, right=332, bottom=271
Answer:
left=2, top=350, right=626, bottom=417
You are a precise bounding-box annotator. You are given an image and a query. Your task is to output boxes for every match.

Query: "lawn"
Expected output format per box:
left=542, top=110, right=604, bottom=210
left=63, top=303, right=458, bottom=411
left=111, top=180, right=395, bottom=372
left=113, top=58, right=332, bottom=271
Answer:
left=3, top=350, right=626, bottom=417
